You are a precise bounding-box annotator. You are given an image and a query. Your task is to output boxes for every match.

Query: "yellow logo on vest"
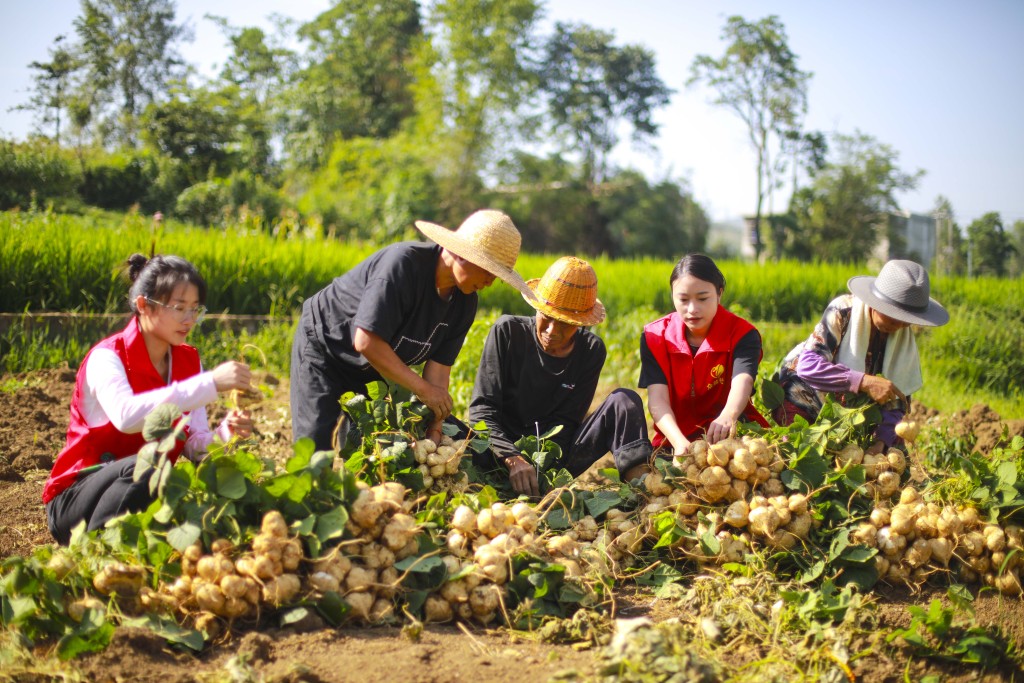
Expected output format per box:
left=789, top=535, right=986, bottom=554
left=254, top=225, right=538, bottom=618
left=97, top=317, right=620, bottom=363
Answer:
left=706, top=363, right=726, bottom=391
left=710, top=364, right=725, bottom=378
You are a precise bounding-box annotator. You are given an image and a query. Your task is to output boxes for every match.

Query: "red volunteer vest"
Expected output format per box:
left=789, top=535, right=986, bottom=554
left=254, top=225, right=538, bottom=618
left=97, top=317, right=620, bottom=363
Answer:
left=43, top=318, right=201, bottom=503
left=643, top=307, right=769, bottom=448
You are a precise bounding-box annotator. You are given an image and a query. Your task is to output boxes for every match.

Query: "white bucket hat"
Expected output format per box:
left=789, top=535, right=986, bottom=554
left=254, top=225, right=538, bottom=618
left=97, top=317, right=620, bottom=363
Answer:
left=415, top=210, right=534, bottom=299
left=847, top=259, right=949, bottom=327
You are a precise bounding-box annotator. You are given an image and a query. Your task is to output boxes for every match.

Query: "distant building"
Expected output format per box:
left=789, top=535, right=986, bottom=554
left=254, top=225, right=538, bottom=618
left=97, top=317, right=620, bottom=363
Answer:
left=875, top=211, right=937, bottom=269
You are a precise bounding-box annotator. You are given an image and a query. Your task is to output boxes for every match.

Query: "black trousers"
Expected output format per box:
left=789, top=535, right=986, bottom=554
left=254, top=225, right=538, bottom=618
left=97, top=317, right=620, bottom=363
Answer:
left=290, top=310, right=368, bottom=453
left=471, top=388, right=652, bottom=478
left=45, top=455, right=156, bottom=545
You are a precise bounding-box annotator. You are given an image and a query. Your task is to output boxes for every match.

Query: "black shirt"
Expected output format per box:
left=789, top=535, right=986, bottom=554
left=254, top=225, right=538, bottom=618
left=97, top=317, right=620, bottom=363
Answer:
left=638, top=329, right=761, bottom=388
left=468, top=315, right=606, bottom=460
left=309, top=242, right=477, bottom=382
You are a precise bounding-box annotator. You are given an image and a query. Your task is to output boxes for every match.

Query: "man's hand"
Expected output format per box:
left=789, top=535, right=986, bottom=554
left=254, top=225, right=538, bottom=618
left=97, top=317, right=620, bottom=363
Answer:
left=505, top=455, right=539, bottom=497
left=860, top=375, right=907, bottom=405
left=425, top=419, right=443, bottom=445
left=416, top=383, right=454, bottom=422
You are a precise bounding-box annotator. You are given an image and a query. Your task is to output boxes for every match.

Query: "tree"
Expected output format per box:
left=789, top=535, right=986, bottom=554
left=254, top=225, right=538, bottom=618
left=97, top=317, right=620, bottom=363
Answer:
left=414, top=0, right=542, bottom=224
left=966, top=212, right=1016, bottom=278
left=19, top=35, right=80, bottom=144
left=538, top=22, right=672, bottom=186
left=689, top=15, right=811, bottom=260
left=285, top=0, right=421, bottom=169
left=600, top=171, right=708, bottom=258
left=1009, top=219, right=1024, bottom=278
left=932, top=195, right=966, bottom=276
left=73, top=0, right=190, bottom=146
left=792, top=131, right=923, bottom=262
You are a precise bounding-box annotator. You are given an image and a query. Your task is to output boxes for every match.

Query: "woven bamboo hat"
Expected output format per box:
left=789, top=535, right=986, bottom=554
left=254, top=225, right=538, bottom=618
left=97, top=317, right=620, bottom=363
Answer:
left=416, top=210, right=533, bottom=299
left=848, top=259, right=949, bottom=327
left=523, top=256, right=605, bottom=326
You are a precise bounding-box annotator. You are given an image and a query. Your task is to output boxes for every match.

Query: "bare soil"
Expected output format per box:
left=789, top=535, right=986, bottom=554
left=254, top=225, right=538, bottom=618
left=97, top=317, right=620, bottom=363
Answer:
left=2, top=368, right=1024, bottom=682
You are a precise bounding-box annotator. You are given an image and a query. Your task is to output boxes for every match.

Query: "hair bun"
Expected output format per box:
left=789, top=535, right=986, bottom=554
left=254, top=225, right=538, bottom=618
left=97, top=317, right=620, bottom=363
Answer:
left=126, top=253, right=149, bottom=282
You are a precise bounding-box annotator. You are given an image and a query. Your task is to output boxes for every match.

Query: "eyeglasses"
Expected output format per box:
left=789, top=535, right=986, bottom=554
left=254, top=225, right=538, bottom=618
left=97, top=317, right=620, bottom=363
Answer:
left=145, top=298, right=207, bottom=324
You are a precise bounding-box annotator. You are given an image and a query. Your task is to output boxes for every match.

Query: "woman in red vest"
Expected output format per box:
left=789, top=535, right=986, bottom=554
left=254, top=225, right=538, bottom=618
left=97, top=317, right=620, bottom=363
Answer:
left=639, top=254, right=768, bottom=458
left=44, top=254, right=254, bottom=544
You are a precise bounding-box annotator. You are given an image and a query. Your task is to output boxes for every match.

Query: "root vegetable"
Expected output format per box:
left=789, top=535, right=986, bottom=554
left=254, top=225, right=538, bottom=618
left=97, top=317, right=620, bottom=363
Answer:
left=886, top=450, right=907, bottom=475
left=748, top=506, right=781, bottom=537
left=222, top=596, right=249, bottom=619
left=346, top=566, right=377, bottom=593
left=261, top=510, right=289, bottom=539
left=93, top=562, right=145, bottom=596
left=929, top=537, right=953, bottom=566
left=281, top=539, right=303, bottom=572
left=962, top=532, right=986, bottom=557
left=877, top=527, right=907, bottom=558
left=707, top=444, right=731, bottom=468
left=724, top=500, right=750, bottom=528
left=905, top=538, right=932, bottom=568
left=67, top=596, right=106, bottom=621
left=762, top=478, right=784, bottom=497
left=441, top=579, right=469, bottom=604
left=985, top=527, right=1007, bottom=553
left=351, top=490, right=388, bottom=529
left=644, top=470, right=673, bottom=497
left=252, top=534, right=284, bottom=562
left=346, top=591, right=374, bottom=621
left=196, top=583, right=226, bottom=613
left=414, top=439, right=437, bottom=462
left=193, top=612, right=222, bottom=639
left=362, top=543, right=396, bottom=569
left=853, top=523, right=877, bottom=547
left=220, top=574, right=248, bottom=600
left=370, top=598, right=394, bottom=623
left=870, top=507, right=891, bottom=528
left=875, top=471, right=900, bottom=499
left=211, top=538, right=234, bottom=555
left=382, top=514, right=419, bottom=551
left=424, top=595, right=453, bottom=622
left=995, top=570, right=1022, bottom=596
left=889, top=506, right=917, bottom=536
left=184, top=542, right=204, bottom=564
left=262, top=574, right=301, bottom=605
left=469, top=585, right=501, bottom=617
left=894, top=420, right=920, bottom=443
left=836, top=443, right=864, bottom=466
left=788, top=494, right=808, bottom=515
left=786, top=512, right=812, bottom=540
left=728, top=449, right=756, bottom=480
left=309, top=571, right=341, bottom=593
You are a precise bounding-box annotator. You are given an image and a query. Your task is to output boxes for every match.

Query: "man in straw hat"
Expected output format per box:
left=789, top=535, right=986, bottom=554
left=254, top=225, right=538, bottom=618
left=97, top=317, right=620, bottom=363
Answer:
left=772, top=259, right=949, bottom=451
left=467, top=256, right=652, bottom=496
left=291, top=210, right=532, bottom=451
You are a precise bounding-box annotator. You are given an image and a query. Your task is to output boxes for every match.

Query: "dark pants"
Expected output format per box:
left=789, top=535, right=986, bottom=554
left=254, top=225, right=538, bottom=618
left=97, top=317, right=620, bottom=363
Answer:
left=771, top=399, right=815, bottom=427
left=291, top=313, right=364, bottom=452
left=472, top=389, right=653, bottom=478
left=45, top=455, right=156, bottom=545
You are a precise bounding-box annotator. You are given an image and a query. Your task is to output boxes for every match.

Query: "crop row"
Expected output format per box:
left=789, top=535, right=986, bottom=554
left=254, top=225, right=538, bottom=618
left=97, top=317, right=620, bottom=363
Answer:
left=4, top=210, right=1022, bottom=322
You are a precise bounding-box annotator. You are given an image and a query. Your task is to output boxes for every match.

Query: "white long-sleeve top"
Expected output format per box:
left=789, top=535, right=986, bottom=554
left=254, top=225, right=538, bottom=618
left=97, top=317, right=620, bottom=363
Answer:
left=82, top=347, right=232, bottom=460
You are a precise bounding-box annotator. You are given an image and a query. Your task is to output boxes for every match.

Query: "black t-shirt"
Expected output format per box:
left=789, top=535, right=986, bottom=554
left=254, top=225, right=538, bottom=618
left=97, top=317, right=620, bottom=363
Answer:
left=310, top=242, right=477, bottom=381
left=468, top=315, right=606, bottom=460
left=638, top=328, right=761, bottom=388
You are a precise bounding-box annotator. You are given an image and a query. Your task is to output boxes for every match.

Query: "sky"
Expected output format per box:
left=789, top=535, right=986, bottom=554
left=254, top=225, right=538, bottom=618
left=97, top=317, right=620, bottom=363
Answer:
left=1, top=0, right=1022, bottom=228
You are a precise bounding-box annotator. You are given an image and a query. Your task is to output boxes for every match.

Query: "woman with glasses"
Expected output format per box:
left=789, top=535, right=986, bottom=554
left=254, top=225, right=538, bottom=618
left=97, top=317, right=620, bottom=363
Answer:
left=44, top=254, right=255, bottom=544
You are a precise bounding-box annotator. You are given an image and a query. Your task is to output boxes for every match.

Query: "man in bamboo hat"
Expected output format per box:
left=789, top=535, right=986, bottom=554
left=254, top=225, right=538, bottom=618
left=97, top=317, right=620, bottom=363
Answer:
left=291, top=210, right=532, bottom=451
left=468, top=256, right=652, bottom=496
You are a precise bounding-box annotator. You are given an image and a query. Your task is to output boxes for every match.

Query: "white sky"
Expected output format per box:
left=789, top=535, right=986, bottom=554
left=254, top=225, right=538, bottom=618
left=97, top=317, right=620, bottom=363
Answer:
left=2, top=0, right=1022, bottom=227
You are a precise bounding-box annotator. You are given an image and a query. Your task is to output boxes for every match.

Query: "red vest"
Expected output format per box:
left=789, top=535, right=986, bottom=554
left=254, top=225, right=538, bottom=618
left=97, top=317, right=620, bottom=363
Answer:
left=643, top=307, right=769, bottom=448
left=43, top=318, right=201, bottom=503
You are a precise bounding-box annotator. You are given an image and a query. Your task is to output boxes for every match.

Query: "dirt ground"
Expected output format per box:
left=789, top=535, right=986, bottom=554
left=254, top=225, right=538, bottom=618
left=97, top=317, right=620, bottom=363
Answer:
left=2, top=368, right=1024, bottom=682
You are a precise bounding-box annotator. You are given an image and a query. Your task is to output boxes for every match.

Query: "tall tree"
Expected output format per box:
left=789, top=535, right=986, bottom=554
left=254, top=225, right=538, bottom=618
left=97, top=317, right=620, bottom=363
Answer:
left=1009, top=219, right=1024, bottom=278
left=19, top=35, right=80, bottom=144
left=73, top=0, right=189, bottom=146
left=412, top=0, right=541, bottom=223
left=689, top=15, right=811, bottom=260
left=285, top=0, right=421, bottom=170
left=792, top=131, right=923, bottom=262
left=932, top=195, right=966, bottom=276
left=538, top=22, right=671, bottom=186
left=966, top=212, right=1015, bottom=278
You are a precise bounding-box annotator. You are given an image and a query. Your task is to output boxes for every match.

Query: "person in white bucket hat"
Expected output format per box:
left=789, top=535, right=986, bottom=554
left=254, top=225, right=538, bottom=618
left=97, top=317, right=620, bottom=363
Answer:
left=290, top=210, right=530, bottom=451
left=772, top=259, right=949, bottom=451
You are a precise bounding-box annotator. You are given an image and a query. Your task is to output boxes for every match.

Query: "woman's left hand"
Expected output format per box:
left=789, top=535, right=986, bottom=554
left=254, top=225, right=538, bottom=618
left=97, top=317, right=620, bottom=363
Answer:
left=706, top=414, right=737, bottom=444
left=226, top=409, right=254, bottom=438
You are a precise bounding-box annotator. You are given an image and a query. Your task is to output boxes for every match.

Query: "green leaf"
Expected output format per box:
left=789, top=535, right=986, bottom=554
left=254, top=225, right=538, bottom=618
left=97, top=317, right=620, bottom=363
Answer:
left=314, top=591, right=350, bottom=626
left=394, top=554, right=444, bottom=573
left=314, top=507, right=349, bottom=543
left=142, top=403, right=182, bottom=442
left=134, top=442, right=160, bottom=482
left=584, top=490, right=624, bottom=519
left=760, top=378, right=785, bottom=411
left=214, top=466, right=247, bottom=499
left=167, top=522, right=202, bottom=552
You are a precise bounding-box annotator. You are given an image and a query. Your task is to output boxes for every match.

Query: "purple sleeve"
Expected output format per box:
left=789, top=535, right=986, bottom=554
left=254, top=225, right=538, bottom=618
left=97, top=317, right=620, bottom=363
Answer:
left=795, top=348, right=864, bottom=394
left=875, top=408, right=905, bottom=448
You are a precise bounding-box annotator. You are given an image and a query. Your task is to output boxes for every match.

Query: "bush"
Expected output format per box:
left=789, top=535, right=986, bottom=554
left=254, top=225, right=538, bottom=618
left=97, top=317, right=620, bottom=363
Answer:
left=0, top=139, right=80, bottom=210
left=175, top=180, right=231, bottom=227
left=78, top=151, right=161, bottom=211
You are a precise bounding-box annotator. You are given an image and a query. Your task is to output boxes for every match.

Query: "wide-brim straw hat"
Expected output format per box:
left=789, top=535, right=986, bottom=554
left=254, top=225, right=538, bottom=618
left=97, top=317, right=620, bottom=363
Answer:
left=416, top=210, right=534, bottom=299
left=848, top=259, right=949, bottom=327
left=523, top=256, right=605, bottom=326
